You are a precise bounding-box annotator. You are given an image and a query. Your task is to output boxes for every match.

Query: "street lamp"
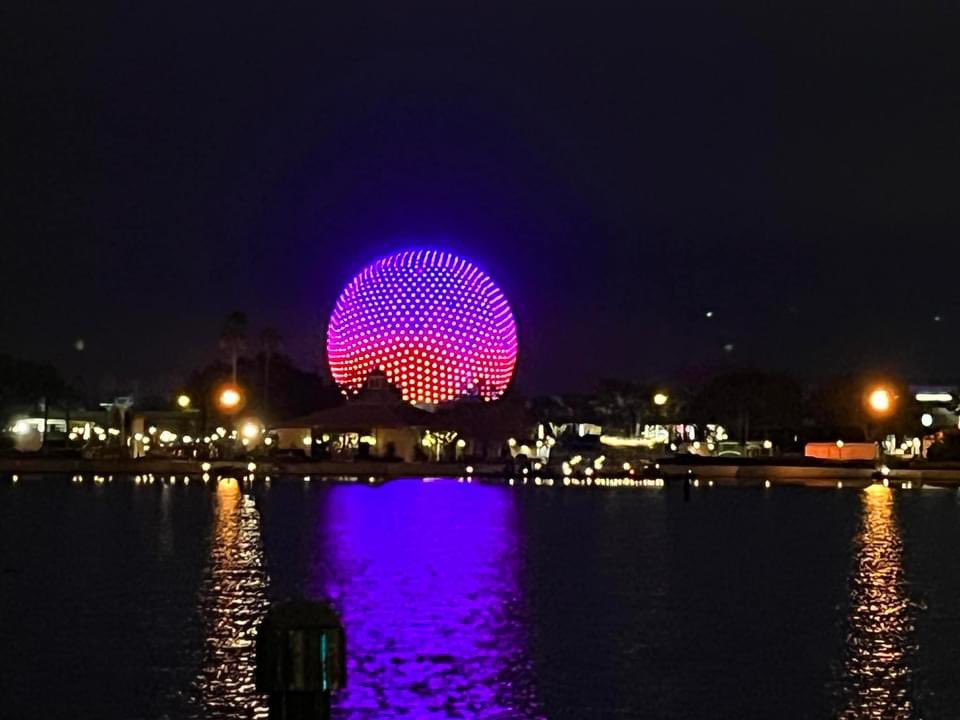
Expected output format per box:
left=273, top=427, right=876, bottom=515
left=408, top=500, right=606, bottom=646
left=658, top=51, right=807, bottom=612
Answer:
left=867, top=387, right=893, bottom=416
left=240, top=420, right=261, bottom=440
left=176, top=393, right=191, bottom=409
left=215, top=384, right=245, bottom=415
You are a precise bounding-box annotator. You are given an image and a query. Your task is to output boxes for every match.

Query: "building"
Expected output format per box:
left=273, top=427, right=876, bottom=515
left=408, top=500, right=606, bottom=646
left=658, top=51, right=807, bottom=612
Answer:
left=270, top=372, right=435, bottom=462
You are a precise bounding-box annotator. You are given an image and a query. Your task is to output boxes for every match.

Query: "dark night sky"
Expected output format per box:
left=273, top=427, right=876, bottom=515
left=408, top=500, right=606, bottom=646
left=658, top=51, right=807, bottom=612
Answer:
left=3, top=1, right=960, bottom=394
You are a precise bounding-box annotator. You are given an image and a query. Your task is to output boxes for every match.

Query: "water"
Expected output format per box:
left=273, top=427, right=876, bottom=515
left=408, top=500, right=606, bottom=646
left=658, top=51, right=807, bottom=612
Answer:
left=3, top=476, right=960, bottom=718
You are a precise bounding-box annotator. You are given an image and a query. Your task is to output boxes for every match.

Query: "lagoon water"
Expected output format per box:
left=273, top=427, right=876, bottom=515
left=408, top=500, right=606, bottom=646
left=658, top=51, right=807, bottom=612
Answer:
left=3, top=476, right=960, bottom=719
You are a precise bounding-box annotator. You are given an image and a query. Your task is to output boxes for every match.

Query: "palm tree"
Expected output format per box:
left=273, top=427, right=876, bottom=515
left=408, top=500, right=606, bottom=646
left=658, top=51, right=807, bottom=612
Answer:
left=220, top=311, right=248, bottom=384
left=260, top=327, right=281, bottom=415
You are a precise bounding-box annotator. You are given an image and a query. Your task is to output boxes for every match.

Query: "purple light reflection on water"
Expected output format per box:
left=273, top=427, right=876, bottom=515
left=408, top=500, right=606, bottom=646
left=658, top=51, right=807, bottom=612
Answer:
left=305, top=479, right=543, bottom=719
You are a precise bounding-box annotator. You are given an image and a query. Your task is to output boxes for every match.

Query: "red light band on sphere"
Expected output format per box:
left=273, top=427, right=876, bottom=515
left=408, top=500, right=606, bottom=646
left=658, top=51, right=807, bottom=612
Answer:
left=327, top=250, right=518, bottom=404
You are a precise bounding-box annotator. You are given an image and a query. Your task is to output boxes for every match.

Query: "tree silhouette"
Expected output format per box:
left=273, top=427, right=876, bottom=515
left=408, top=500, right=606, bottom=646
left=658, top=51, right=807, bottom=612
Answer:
left=689, top=371, right=802, bottom=442
left=219, top=311, right=248, bottom=384
left=260, top=327, right=282, bottom=417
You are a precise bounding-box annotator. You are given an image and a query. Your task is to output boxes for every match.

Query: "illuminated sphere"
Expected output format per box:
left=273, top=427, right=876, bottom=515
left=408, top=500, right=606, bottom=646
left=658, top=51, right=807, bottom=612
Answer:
left=327, top=249, right=518, bottom=404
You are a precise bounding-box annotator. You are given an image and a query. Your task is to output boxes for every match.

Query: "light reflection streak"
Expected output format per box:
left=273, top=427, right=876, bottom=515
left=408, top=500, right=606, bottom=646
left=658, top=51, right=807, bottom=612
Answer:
left=838, top=485, right=916, bottom=719
left=310, top=480, right=542, bottom=719
left=195, top=479, right=270, bottom=718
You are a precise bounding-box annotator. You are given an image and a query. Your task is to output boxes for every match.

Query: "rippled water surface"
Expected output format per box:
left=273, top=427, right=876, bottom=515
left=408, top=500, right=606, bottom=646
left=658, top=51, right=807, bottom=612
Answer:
left=4, top=477, right=960, bottom=718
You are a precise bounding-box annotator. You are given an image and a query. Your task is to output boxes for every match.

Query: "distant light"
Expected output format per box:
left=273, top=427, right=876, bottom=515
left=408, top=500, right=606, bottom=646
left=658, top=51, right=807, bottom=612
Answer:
left=868, top=387, right=892, bottom=414
left=12, top=421, right=29, bottom=435
left=705, top=310, right=714, bottom=318
left=916, top=392, right=953, bottom=403
left=176, top=394, right=191, bottom=409
left=201, top=462, right=212, bottom=472
left=764, top=480, right=771, bottom=489
left=836, top=439, right=845, bottom=448
left=218, top=387, right=242, bottom=411
left=74, top=338, right=85, bottom=351
left=465, top=465, right=474, bottom=474
left=653, top=392, right=669, bottom=406
left=921, top=412, right=934, bottom=428
left=456, top=438, right=467, bottom=448
left=215, top=427, right=227, bottom=437
left=302, top=436, right=312, bottom=446
left=264, top=436, right=274, bottom=446
left=241, top=421, right=261, bottom=440
left=762, top=439, right=773, bottom=450
left=600, top=435, right=646, bottom=448
left=507, top=438, right=517, bottom=447
left=182, top=435, right=193, bottom=444
left=584, top=467, right=594, bottom=477
left=247, top=462, right=256, bottom=472
left=723, top=343, right=734, bottom=353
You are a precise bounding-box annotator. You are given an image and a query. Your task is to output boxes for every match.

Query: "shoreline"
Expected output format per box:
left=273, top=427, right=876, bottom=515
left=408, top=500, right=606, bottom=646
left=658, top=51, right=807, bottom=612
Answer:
left=4, top=455, right=960, bottom=487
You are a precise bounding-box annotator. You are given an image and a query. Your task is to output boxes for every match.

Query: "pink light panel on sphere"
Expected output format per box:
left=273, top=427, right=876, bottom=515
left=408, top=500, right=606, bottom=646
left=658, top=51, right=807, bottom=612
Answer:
left=327, top=249, right=518, bottom=404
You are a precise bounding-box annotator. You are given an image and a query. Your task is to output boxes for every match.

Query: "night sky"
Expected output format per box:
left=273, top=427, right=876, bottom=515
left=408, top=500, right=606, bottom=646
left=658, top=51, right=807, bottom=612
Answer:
left=4, top=2, right=959, bottom=394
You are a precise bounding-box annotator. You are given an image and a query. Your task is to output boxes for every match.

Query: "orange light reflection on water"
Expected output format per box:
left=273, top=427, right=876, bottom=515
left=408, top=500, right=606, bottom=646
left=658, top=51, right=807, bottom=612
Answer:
left=838, top=484, right=916, bottom=719
left=195, top=478, right=270, bottom=718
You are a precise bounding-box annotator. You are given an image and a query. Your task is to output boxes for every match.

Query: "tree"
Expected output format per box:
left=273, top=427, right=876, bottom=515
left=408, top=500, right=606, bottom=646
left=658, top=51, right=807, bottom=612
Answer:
left=260, top=327, right=282, bottom=417
left=219, top=311, right=248, bottom=384
left=185, top=352, right=340, bottom=425
left=592, top=378, right=691, bottom=435
left=689, top=371, right=802, bottom=442
left=0, top=354, right=72, bottom=449
left=805, top=374, right=908, bottom=441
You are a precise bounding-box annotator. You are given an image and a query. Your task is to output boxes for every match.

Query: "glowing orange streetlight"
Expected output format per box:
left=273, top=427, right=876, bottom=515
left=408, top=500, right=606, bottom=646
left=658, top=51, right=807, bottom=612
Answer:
left=867, top=386, right=893, bottom=416
left=215, top=384, right=245, bottom=415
